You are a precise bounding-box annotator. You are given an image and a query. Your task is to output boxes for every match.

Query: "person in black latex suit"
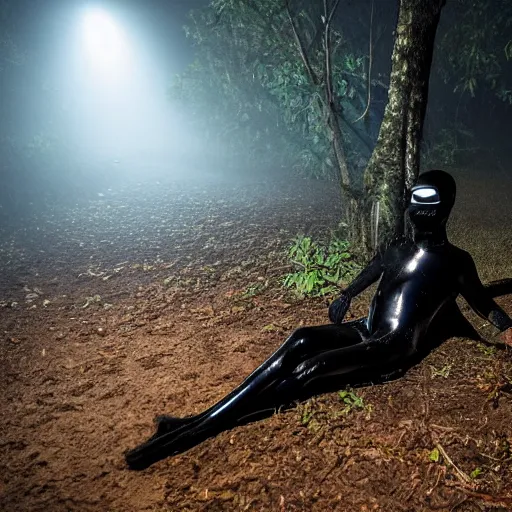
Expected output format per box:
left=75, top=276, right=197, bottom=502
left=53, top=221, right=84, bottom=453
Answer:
left=125, top=170, right=512, bottom=470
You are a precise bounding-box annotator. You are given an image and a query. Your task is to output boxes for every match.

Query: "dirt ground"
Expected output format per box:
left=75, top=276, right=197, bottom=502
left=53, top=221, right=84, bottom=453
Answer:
left=1, top=169, right=511, bottom=512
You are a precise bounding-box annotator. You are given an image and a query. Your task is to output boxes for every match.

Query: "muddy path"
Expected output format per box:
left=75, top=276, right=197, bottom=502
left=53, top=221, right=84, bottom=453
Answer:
left=1, top=171, right=511, bottom=511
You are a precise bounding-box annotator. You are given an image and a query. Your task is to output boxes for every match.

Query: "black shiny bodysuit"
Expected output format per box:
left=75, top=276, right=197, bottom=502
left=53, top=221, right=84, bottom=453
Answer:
left=126, top=171, right=512, bottom=470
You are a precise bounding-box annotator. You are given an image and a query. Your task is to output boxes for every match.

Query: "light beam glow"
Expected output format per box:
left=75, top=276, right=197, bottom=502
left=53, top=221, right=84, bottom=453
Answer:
left=81, top=7, right=131, bottom=80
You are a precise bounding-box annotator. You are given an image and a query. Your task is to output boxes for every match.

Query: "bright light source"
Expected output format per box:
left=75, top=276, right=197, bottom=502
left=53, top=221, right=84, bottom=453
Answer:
left=81, top=7, right=131, bottom=80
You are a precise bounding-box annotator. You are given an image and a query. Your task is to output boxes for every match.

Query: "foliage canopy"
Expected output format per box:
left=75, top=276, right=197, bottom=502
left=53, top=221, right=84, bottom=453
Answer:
left=170, top=0, right=378, bottom=178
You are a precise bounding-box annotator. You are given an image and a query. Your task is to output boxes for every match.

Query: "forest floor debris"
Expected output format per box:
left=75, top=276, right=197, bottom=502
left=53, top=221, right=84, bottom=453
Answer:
left=0, top=170, right=511, bottom=511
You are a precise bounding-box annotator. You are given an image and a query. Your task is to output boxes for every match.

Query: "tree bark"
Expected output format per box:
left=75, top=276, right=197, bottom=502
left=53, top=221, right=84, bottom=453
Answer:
left=362, top=0, right=446, bottom=252
left=285, top=0, right=445, bottom=257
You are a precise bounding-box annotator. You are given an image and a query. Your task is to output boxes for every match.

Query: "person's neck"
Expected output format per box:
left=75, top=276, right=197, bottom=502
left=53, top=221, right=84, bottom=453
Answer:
left=413, top=227, right=448, bottom=249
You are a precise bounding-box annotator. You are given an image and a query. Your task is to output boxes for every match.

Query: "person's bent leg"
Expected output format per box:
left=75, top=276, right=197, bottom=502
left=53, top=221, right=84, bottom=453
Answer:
left=126, top=322, right=366, bottom=469
left=154, top=321, right=367, bottom=433
left=127, top=329, right=411, bottom=470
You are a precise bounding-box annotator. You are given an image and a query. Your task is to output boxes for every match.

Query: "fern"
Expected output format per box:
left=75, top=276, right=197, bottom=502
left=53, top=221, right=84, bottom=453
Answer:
left=283, top=236, right=360, bottom=297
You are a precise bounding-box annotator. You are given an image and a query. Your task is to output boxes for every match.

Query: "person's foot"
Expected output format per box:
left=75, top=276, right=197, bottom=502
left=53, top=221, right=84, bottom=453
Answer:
left=153, top=414, right=192, bottom=435
left=125, top=434, right=182, bottom=470
left=125, top=425, right=200, bottom=470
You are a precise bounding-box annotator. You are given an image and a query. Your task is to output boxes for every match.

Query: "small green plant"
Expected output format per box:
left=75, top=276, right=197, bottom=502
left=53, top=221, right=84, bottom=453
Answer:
left=298, top=400, right=322, bottom=432
left=470, top=467, right=483, bottom=479
left=242, top=282, right=266, bottom=299
left=337, top=389, right=365, bottom=415
left=477, top=343, right=497, bottom=357
left=301, top=406, right=314, bottom=426
left=430, top=364, right=452, bottom=379
left=429, top=447, right=440, bottom=462
left=283, top=236, right=360, bottom=297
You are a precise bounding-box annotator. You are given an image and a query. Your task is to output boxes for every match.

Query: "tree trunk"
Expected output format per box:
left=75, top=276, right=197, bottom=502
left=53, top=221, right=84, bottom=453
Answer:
left=329, top=104, right=373, bottom=255
left=362, top=0, right=446, bottom=252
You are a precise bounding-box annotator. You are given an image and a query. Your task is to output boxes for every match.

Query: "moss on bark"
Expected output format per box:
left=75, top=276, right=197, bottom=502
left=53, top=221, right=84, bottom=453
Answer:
left=361, top=0, right=446, bottom=253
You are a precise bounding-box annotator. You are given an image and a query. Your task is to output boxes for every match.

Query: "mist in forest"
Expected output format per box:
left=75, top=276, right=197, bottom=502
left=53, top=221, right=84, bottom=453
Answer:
left=0, top=0, right=511, bottom=220
left=2, top=2, right=512, bottom=509
left=1, top=0, right=209, bottom=213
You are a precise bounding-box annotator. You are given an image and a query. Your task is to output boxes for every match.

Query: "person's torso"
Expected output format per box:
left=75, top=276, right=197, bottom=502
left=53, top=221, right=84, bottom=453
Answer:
left=367, top=242, right=461, bottom=337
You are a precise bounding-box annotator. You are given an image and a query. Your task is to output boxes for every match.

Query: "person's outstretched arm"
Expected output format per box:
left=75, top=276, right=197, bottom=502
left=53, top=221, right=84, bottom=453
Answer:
left=329, top=250, right=385, bottom=324
left=459, top=250, right=512, bottom=334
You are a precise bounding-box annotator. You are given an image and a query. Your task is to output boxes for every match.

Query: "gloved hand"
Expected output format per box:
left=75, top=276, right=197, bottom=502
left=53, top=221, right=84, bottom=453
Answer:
left=328, top=292, right=351, bottom=325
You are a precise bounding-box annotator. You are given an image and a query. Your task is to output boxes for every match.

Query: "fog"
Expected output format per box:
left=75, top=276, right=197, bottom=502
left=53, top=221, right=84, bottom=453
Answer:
left=1, top=0, right=510, bottom=212
left=1, top=1, right=512, bottom=508
left=60, top=5, right=174, bottom=161
left=2, top=0, right=208, bottom=207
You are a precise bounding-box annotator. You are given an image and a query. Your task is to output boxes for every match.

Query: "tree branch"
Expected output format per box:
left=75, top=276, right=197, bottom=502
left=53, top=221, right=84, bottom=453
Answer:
left=354, top=0, right=374, bottom=123
left=326, top=0, right=341, bottom=27
left=284, top=0, right=319, bottom=85
left=323, top=0, right=341, bottom=105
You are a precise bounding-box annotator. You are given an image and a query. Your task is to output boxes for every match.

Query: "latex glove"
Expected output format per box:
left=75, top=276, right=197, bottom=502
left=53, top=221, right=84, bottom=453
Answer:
left=328, top=292, right=351, bottom=325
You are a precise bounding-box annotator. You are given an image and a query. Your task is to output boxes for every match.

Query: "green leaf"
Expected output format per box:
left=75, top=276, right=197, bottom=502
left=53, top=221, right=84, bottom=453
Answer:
left=429, top=448, right=440, bottom=463
left=301, top=410, right=313, bottom=425
left=470, top=467, right=483, bottom=479
left=319, top=286, right=335, bottom=295
left=283, top=236, right=360, bottom=296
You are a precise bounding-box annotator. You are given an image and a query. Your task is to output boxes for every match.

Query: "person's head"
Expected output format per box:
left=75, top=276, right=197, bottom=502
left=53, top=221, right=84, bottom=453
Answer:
left=408, top=170, right=456, bottom=244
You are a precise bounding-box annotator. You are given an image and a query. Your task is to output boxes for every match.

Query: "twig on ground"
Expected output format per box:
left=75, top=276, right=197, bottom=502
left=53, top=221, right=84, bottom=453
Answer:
left=435, top=443, right=473, bottom=486
left=445, top=482, right=512, bottom=507
left=426, top=465, right=445, bottom=496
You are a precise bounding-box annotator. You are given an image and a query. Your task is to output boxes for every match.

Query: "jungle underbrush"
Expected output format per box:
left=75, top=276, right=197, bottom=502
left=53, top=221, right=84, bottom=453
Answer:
left=283, top=235, right=361, bottom=298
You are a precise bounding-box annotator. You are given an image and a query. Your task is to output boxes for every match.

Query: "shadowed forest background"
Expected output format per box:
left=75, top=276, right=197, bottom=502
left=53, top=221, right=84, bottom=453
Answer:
left=2, top=0, right=511, bottom=219
left=0, top=0, right=511, bottom=511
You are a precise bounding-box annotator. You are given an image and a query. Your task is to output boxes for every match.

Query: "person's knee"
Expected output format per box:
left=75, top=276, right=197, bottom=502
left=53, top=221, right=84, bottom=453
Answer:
left=287, top=327, right=313, bottom=345
left=279, top=327, right=316, bottom=367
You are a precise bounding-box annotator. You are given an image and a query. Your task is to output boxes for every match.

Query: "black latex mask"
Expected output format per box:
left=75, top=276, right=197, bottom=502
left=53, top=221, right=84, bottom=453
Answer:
left=408, top=170, right=456, bottom=242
